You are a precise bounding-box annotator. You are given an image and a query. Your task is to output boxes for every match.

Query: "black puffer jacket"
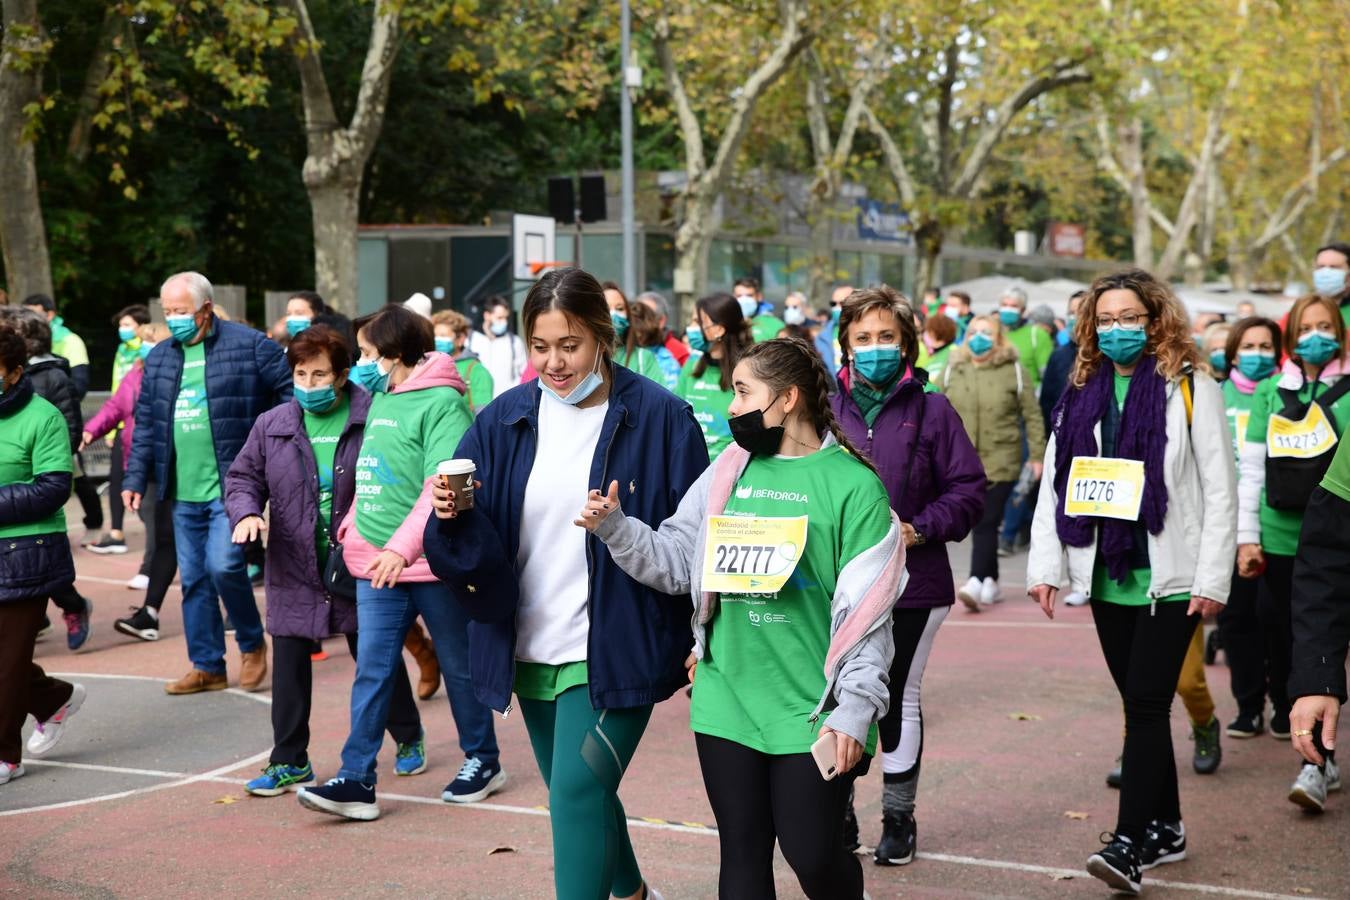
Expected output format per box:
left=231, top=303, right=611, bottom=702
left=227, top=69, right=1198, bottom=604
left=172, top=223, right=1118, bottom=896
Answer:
left=26, top=356, right=82, bottom=451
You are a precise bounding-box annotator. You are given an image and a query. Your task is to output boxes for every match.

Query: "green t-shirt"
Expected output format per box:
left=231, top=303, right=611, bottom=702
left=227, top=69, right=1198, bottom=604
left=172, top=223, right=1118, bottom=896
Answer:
left=514, top=660, right=590, bottom=702
left=0, top=393, right=73, bottom=539
left=1319, top=430, right=1350, bottom=502
left=173, top=342, right=222, bottom=502
left=355, top=384, right=473, bottom=550
left=1005, top=324, right=1051, bottom=384
left=1090, top=372, right=1188, bottom=606
left=1222, top=378, right=1259, bottom=462
left=1244, top=375, right=1350, bottom=556
left=925, top=344, right=953, bottom=387
left=615, top=346, right=665, bottom=385
left=689, top=445, right=892, bottom=755
left=454, top=357, right=495, bottom=414
left=751, top=314, right=787, bottom=344
left=675, top=354, right=735, bottom=461
left=304, top=392, right=350, bottom=568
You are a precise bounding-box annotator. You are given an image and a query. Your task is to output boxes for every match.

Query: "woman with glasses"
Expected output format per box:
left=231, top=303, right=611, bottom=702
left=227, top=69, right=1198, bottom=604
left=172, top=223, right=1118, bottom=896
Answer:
left=1027, top=269, right=1236, bottom=894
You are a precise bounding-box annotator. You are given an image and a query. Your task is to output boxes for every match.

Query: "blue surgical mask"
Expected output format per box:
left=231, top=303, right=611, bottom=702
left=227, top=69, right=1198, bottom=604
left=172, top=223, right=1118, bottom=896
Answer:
left=138, top=342, right=156, bottom=360
left=1067, top=315, right=1077, bottom=333
left=350, top=357, right=392, bottom=393
left=434, top=337, right=455, bottom=354
left=286, top=316, right=312, bottom=337
left=737, top=295, right=759, bottom=319
left=968, top=333, right=994, bottom=356
left=944, top=306, right=961, bottom=321
left=1097, top=324, right=1148, bottom=366
left=853, top=344, right=902, bottom=385
left=686, top=325, right=708, bottom=353
left=998, top=308, right=1021, bottom=328
left=1313, top=267, right=1347, bottom=298
left=830, top=306, right=841, bottom=325
left=1236, top=350, right=1276, bottom=381
left=118, top=327, right=137, bottom=344
left=1056, top=328, right=1070, bottom=347
left=166, top=314, right=198, bottom=343
left=539, top=350, right=604, bottom=406
left=611, top=312, right=629, bottom=339
left=1296, top=331, right=1340, bottom=366
left=1208, top=349, right=1227, bottom=371
left=490, top=320, right=509, bottom=337
left=294, top=383, right=338, bottom=413
left=783, top=306, right=805, bottom=326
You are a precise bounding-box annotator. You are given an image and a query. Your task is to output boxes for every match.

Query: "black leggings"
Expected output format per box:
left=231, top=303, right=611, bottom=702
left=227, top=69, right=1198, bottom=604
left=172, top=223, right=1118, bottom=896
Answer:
left=1257, top=553, right=1295, bottom=721
left=270, top=633, right=421, bottom=767
left=1091, top=600, right=1197, bottom=842
left=108, top=435, right=126, bottom=532
left=72, top=453, right=103, bottom=531
left=1218, top=564, right=1269, bottom=719
left=696, top=733, right=867, bottom=900
left=139, top=483, right=177, bottom=610
left=970, top=480, right=1014, bottom=581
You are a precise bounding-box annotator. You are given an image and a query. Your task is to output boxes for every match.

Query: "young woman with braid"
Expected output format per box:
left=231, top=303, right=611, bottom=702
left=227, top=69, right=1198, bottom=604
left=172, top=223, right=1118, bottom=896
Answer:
left=581, top=337, right=905, bottom=900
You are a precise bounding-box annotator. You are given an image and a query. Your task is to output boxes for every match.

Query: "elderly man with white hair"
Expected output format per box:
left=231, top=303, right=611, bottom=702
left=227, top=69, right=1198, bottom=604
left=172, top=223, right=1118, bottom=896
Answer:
left=123, top=272, right=292, bottom=695
left=995, top=286, right=1052, bottom=386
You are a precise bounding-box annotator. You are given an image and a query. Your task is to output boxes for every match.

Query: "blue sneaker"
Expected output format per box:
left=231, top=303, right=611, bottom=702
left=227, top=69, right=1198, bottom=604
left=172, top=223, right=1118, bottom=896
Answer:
left=394, top=732, right=427, bottom=776
left=297, top=777, right=379, bottom=820
left=246, top=762, right=315, bottom=797
left=442, top=757, right=506, bottom=804
left=63, top=597, right=92, bottom=651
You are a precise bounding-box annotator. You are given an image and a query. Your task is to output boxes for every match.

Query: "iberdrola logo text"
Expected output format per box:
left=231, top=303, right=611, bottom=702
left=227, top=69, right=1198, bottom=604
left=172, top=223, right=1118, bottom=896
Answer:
left=734, top=484, right=808, bottom=503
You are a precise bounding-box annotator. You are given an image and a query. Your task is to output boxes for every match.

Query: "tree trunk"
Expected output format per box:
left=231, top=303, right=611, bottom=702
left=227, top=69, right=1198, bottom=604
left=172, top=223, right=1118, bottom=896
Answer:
left=307, top=173, right=362, bottom=315
left=913, top=220, right=943, bottom=303
left=805, top=190, right=835, bottom=311
left=0, top=0, right=53, bottom=300
left=673, top=187, right=716, bottom=316
left=1119, top=119, right=1153, bottom=269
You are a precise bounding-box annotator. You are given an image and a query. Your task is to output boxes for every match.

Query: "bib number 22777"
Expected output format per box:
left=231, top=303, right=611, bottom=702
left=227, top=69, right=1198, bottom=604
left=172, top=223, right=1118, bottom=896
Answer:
left=703, top=515, right=808, bottom=595
left=1063, top=457, right=1145, bottom=522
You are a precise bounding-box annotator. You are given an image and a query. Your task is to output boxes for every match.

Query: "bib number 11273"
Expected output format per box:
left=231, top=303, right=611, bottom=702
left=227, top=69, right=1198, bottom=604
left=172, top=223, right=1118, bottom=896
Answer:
left=1063, top=457, right=1145, bottom=521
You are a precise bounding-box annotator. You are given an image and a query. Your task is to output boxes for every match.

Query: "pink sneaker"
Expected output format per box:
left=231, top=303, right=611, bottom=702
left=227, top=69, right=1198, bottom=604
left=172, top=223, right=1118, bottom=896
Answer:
left=27, top=684, right=86, bottom=757
left=0, top=761, right=24, bottom=785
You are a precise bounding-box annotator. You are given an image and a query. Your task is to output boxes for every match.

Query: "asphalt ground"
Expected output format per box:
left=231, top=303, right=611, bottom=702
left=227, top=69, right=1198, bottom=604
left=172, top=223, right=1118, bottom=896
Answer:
left=2, top=500, right=1347, bottom=898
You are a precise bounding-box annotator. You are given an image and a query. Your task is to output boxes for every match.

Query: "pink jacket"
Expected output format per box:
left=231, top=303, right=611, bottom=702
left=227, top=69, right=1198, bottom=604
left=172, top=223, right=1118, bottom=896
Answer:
left=84, top=364, right=142, bottom=467
left=336, top=353, right=468, bottom=582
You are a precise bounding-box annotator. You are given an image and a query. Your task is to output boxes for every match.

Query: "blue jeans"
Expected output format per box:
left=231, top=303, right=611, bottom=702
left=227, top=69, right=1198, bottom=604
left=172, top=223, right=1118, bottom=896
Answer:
left=339, top=578, right=499, bottom=785
left=172, top=498, right=264, bottom=675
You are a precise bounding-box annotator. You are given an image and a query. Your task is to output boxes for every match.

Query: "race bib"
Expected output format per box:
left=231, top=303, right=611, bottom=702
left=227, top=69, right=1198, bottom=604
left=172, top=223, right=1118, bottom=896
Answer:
left=703, top=515, right=808, bottom=595
left=1232, top=410, right=1250, bottom=447
left=1063, top=457, right=1145, bottom=521
left=1267, top=403, right=1338, bottom=459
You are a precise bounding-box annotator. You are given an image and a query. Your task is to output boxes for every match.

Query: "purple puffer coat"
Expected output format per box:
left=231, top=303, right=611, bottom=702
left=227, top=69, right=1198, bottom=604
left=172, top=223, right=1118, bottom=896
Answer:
left=224, top=386, right=369, bottom=639
left=832, top=367, right=987, bottom=608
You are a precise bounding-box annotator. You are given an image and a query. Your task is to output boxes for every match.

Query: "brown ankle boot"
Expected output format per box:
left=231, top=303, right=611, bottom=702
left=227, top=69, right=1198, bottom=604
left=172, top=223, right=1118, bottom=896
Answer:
left=404, top=622, right=441, bottom=701
left=164, top=669, right=228, bottom=695
left=239, top=646, right=269, bottom=692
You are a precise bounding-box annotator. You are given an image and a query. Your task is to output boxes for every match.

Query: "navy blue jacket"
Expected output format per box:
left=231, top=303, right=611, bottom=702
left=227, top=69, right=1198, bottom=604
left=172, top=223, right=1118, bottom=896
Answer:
left=1040, top=341, right=1077, bottom=432
left=124, top=319, right=291, bottom=500
left=424, top=365, right=710, bottom=713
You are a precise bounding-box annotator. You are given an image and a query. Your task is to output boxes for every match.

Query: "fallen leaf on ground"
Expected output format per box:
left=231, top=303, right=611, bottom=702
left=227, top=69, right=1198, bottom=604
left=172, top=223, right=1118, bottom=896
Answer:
left=488, top=847, right=516, bottom=856
left=1293, top=889, right=1312, bottom=895
left=212, top=796, right=239, bottom=805
left=1051, top=874, right=1074, bottom=881
left=1063, top=811, right=1089, bottom=820
left=1008, top=712, right=1042, bottom=721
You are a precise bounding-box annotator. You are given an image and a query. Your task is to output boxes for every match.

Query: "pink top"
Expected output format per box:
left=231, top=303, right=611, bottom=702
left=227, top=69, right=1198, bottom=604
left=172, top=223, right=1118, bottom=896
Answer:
left=84, top=364, right=142, bottom=466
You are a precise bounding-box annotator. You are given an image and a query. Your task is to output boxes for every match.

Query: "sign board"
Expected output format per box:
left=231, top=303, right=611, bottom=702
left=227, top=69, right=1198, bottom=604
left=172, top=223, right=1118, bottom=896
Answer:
left=512, top=214, right=557, bottom=281
left=856, top=199, right=910, bottom=243
left=1048, top=222, right=1086, bottom=258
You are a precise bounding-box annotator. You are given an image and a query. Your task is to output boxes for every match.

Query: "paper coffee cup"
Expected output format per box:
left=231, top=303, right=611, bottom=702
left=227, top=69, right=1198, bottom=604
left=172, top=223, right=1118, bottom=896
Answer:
left=436, top=459, right=476, bottom=510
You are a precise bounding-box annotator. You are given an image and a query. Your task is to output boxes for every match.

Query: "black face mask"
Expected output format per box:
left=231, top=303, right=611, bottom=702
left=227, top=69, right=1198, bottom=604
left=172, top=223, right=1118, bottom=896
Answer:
left=728, top=407, right=785, bottom=456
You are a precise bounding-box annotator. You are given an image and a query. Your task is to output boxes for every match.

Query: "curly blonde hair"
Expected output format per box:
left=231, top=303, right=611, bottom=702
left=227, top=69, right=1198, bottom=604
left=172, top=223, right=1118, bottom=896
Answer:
left=1071, top=268, right=1198, bottom=387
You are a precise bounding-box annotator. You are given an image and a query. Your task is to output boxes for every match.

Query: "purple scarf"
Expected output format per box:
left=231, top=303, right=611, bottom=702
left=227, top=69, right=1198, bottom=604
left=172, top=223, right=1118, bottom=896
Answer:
left=1051, top=355, right=1169, bottom=583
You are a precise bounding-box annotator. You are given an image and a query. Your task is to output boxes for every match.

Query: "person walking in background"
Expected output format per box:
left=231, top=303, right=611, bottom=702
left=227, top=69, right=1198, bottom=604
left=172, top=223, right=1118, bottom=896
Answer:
left=0, top=323, right=89, bottom=787
left=22, top=294, right=90, bottom=398
left=468, top=295, right=527, bottom=397
left=603, top=282, right=666, bottom=383
left=431, top=310, right=494, bottom=414
left=733, top=276, right=786, bottom=344
left=996, top=287, right=1053, bottom=385
left=636, top=290, right=691, bottom=369
left=1027, top=269, right=1236, bottom=895
left=1201, top=321, right=1232, bottom=375
left=1041, top=292, right=1087, bottom=431
left=941, top=315, right=1045, bottom=610
left=831, top=287, right=986, bottom=865
left=1311, top=241, right=1350, bottom=320
left=629, top=301, right=681, bottom=391
left=676, top=292, right=754, bottom=461
left=123, top=271, right=291, bottom=695
left=944, top=290, right=973, bottom=341
left=226, top=325, right=427, bottom=797
left=920, top=313, right=958, bottom=385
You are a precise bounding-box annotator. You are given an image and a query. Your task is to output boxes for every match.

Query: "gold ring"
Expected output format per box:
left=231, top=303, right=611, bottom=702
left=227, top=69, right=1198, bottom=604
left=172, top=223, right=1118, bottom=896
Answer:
left=1291, top=730, right=1313, bottom=737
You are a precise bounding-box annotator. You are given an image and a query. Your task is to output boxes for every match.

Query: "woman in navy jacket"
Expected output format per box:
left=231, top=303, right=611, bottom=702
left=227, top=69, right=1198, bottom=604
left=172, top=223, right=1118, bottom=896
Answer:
left=424, top=267, right=708, bottom=900
left=830, top=286, right=986, bottom=866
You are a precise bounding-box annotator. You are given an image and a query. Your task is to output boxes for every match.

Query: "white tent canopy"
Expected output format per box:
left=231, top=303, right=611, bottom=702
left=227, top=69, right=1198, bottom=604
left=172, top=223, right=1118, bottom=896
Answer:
left=941, top=275, right=1072, bottom=312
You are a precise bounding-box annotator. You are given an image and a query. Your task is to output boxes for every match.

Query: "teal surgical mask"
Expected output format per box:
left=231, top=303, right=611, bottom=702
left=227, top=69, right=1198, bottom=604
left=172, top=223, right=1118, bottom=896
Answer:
left=686, top=325, right=708, bottom=353
left=118, top=327, right=138, bottom=343
left=1296, top=331, right=1340, bottom=366
left=294, top=382, right=338, bottom=413
left=350, top=357, right=392, bottom=393
left=138, top=342, right=156, bottom=360
left=286, top=316, right=312, bottom=337
left=853, top=344, right=902, bottom=385
left=166, top=314, right=198, bottom=343
left=998, top=308, right=1021, bottom=328
left=1236, top=350, right=1276, bottom=381
left=1208, top=349, right=1227, bottom=371
left=611, top=312, right=629, bottom=339
left=1097, top=324, right=1148, bottom=366
left=434, top=337, right=455, bottom=354
left=968, top=333, right=994, bottom=356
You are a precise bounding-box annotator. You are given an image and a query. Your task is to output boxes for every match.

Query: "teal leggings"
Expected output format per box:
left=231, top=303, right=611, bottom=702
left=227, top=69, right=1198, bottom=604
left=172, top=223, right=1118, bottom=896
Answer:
left=518, top=685, right=653, bottom=900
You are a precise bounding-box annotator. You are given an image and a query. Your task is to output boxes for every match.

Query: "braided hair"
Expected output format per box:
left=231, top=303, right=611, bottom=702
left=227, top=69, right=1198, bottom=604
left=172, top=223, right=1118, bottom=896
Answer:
left=739, top=337, right=878, bottom=474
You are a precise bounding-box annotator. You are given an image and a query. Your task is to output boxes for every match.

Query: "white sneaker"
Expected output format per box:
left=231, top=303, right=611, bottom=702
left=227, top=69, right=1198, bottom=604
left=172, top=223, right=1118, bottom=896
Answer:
left=1064, top=591, right=1089, bottom=607
left=126, top=573, right=149, bottom=590
left=980, top=577, right=1002, bottom=605
left=0, top=761, right=24, bottom=784
left=1289, top=759, right=1342, bottom=812
left=27, top=684, right=86, bottom=757
left=957, top=577, right=983, bottom=612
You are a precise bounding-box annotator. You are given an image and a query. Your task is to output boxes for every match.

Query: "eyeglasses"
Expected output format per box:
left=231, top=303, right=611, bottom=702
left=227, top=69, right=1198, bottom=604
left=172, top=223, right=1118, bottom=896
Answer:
left=1095, top=312, right=1149, bottom=330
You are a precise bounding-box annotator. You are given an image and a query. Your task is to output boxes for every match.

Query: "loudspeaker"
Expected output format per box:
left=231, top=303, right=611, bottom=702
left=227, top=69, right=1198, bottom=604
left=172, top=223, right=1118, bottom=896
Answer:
left=548, top=176, right=575, bottom=223
left=579, top=174, right=607, bottom=223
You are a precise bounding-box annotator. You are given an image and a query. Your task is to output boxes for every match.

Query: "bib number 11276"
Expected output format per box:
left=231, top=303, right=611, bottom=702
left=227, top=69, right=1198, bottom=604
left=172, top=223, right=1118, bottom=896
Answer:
left=1063, top=457, right=1145, bottom=521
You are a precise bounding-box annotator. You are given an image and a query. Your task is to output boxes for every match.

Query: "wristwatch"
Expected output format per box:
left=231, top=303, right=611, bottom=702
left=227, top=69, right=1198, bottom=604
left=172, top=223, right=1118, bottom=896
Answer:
left=911, top=529, right=927, bottom=546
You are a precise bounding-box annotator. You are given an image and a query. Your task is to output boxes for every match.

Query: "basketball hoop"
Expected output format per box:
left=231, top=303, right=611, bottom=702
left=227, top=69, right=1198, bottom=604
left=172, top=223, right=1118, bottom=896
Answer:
left=529, top=262, right=567, bottom=276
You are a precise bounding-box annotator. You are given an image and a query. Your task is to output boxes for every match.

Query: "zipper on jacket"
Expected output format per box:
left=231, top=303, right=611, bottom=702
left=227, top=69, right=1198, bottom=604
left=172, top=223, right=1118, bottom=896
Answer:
left=583, top=408, right=621, bottom=709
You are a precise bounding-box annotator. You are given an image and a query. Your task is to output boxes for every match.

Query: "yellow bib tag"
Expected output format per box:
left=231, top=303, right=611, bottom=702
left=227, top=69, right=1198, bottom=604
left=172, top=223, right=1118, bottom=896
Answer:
left=703, top=515, right=809, bottom=595
left=1063, top=457, right=1146, bottom=521
left=1233, top=410, right=1250, bottom=447
left=1267, top=403, right=1338, bottom=459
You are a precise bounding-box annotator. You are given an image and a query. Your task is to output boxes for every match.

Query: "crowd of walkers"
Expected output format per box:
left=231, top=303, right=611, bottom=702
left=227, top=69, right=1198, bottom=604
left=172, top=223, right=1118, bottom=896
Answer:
left=3, top=242, right=1350, bottom=898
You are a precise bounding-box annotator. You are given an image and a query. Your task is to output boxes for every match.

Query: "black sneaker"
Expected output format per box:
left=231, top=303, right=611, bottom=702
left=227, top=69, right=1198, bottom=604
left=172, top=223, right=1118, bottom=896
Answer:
left=842, top=795, right=861, bottom=853
left=441, top=757, right=506, bottom=803
left=874, top=812, right=916, bottom=866
left=1191, top=717, right=1221, bottom=775
left=1139, top=820, right=1186, bottom=869
left=1269, top=711, right=1291, bottom=740
left=1087, top=833, right=1142, bottom=895
left=296, top=777, right=379, bottom=820
left=114, top=606, right=160, bottom=642
left=86, top=534, right=128, bottom=555
left=1225, top=711, right=1263, bottom=739
left=1106, top=756, right=1122, bottom=789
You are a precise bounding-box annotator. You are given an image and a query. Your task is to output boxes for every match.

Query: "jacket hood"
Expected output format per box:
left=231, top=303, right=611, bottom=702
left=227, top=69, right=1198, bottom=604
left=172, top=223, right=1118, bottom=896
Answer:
left=948, top=342, right=1019, bottom=368
left=391, top=351, right=467, bottom=396
left=26, top=355, right=71, bottom=374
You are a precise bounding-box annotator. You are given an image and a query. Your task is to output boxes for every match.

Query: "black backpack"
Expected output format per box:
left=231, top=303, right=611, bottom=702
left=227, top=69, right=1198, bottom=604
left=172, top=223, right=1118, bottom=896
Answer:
left=1264, top=377, right=1350, bottom=510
